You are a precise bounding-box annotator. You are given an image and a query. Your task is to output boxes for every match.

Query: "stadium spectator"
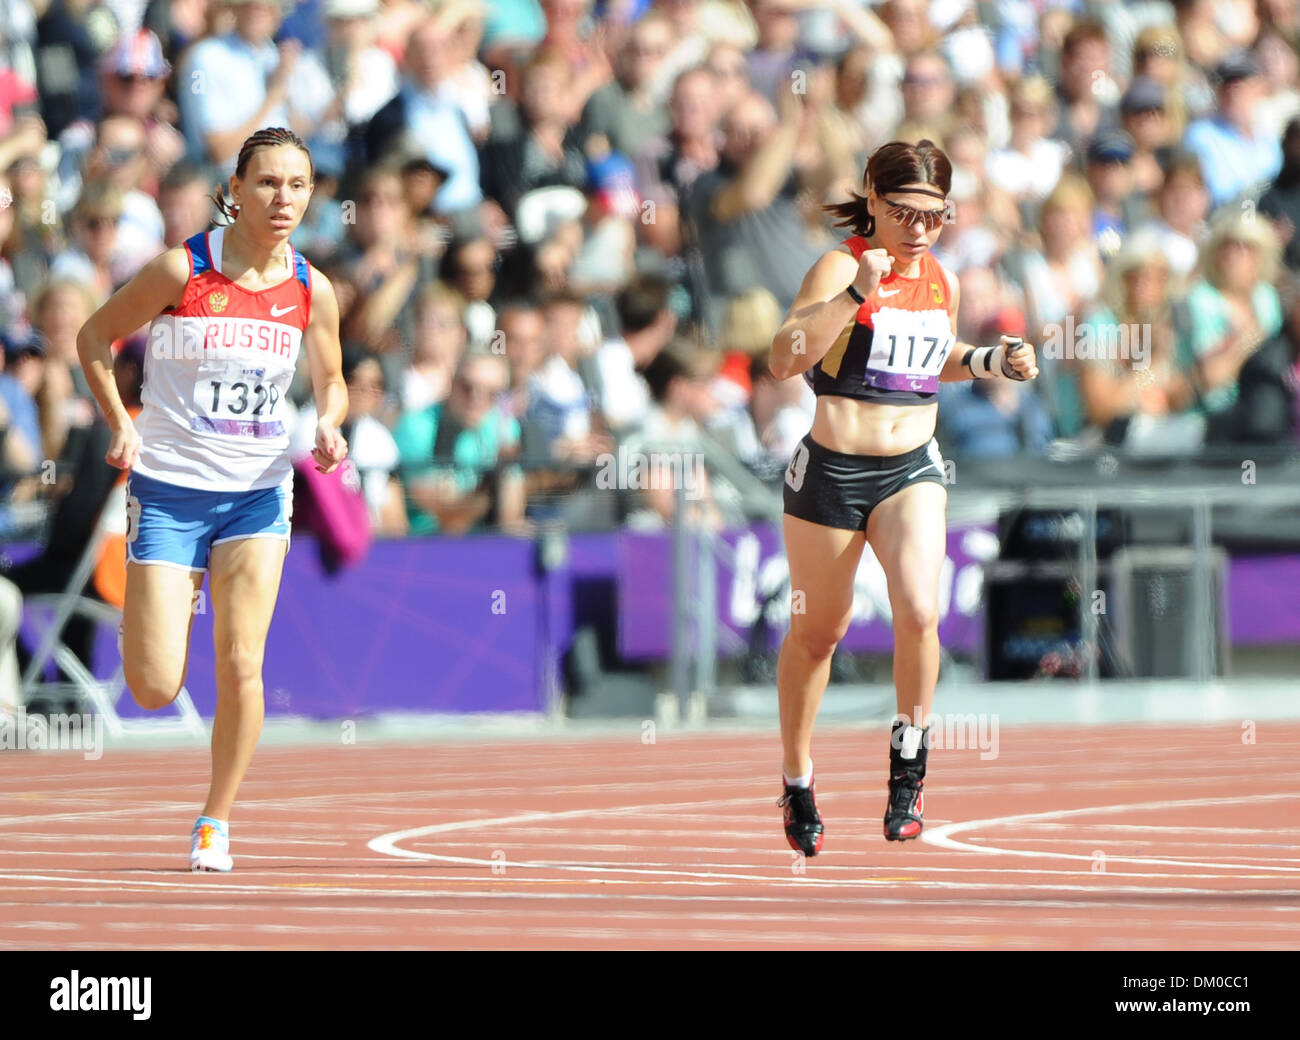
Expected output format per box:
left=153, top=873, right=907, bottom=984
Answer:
left=55, top=28, right=182, bottom=211
left=1225, top=269, right=1300, bottom=444
left=1075, top=233, right=1199, bottom=453
left=537, top=0, right=613, bottom=124
left=395, top=349, right=525, bottom=534
left=0, top=327, right=43, bottom=486
left=2, top=148, right=58, bottom=299
left=179, top=0, right=334, bottom=173
left=321, top=0, right=400, bottom=130
left=568, top=150, right=640, bottom=294
left=625, top=340, right=726, bottom=529
left=896, top=50, right=955, bottom=145
left=0, top=22, right=37, bottom=138
left=1131, top=23, right=1213, bottom=139
left=1251, top=26, right=1300, bottom=143
left=1009, top=173, right=1103, bottom=338
left=50, top=181, right=124, bottom=299
left=985, top=76, right=1072, bottom=204
left=526, top=291, right=610, bottom=466
left=157, top=159, right=216, bottom=248
left=1135, top=151, right=1210, bottom=279
left=403, top=280, right=469, bottom=413
left=293, top=347, right=408, bottom=535
left=0, top=332, right=144, bottom=674
left=634, top=64, right=719, bottom=262
left=704, top=39, right=751, bottom=114
left=1082, top=129, right=1141, bottom=260
left=480, top=50, right=587, bottom=220
left=1177, top=210, right=1284, bottom=428
left=1258, top=116, right=1300, bottom=273
left=938, top=308, right=1054, bottom=459
left=878, top=0, right=938, bottom=60
left=31, top=0, right=110, bottom=138
left=493, top=298, right=545, bottom=429
left=337, top=164, right=421, bottom=360
left=687, top=88, right=832, bottom=333
left=78, top=115, right=167, bottom=283
left=1119, top=76, right=1175, bottom=197
left=1183, top=49, right=1283, bottom=208
left=1049, top=19, right=1119, bottom=154
left=29, top=276, right=97, bottom=464
left=593, top=274, right=675, bottom=435
left=440, top=232, right=499, bottom=346
left=579, top=11, right=673, bottom=159
left=0, top=167, right=25, bottom=330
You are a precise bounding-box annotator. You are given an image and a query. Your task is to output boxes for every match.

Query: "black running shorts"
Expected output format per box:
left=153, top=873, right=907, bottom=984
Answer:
left=782, top=434, right=947, bottom=531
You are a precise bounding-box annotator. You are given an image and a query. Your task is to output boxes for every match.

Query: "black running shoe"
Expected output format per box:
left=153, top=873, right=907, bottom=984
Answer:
left=778, top=779, right=824, bottom=856
left=884, top=721, right=929, bottom=841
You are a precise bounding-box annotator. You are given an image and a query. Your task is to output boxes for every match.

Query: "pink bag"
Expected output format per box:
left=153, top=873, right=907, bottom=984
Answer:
left=292, top=456, right=373, bottom=573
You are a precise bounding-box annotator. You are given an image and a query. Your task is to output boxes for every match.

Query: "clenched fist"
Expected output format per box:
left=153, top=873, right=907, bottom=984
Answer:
left=852, top=247, right=894, bottom=298
left=1000, top=336, right=1039, bottom=381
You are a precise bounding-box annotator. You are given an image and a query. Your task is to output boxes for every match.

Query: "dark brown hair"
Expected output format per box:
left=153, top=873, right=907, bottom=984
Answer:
left=211, top=127, right=314, bottom=224
left=823, top=139, right=953, bottom=237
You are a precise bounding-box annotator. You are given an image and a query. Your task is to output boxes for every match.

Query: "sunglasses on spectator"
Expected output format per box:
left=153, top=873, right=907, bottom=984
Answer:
left=105, top=146, right=142, bottom=165
left=879, top=196, right=948, bottom=231
left=903, top=75, right=948, bottom=88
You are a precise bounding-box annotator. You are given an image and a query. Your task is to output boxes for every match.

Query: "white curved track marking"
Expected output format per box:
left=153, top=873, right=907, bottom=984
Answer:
left=922, top=793, right=1300, bottom=872
left=368, top=793, right=1300, bottom=881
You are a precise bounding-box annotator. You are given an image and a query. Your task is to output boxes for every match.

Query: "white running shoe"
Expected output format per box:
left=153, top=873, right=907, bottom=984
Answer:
left=190, top=819, right=233, bottom=872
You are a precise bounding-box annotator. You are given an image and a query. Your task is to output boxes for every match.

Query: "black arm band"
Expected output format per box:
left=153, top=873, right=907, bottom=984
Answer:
left=846, top=283, right=866, bottom=305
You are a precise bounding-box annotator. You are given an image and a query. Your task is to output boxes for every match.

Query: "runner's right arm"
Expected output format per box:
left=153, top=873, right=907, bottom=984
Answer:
left=76, top=247, right=190, bottom=468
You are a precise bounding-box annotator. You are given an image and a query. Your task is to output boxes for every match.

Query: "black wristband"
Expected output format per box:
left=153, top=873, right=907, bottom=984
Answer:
left=846, top=282, right=866, bottom=305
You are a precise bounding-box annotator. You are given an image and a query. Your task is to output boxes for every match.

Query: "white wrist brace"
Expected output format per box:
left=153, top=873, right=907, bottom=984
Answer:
left=964, top=339, right=1026, bottom=381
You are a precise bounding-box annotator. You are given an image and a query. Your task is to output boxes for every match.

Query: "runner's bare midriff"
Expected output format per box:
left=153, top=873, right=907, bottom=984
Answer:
left=809, top=395, right=938, bottom=456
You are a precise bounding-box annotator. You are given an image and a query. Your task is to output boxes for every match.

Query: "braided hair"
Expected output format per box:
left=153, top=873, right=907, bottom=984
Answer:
left=210, top=127, right=314, bottom=224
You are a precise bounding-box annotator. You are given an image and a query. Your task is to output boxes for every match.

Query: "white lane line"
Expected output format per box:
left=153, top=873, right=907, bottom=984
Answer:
left=922, top=793, right=1300, bottom=872
left=368, top=794, right=1300, bottom=883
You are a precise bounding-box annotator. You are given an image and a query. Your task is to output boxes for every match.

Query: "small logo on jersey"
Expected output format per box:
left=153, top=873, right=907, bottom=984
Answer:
left=270, top=304, right=297, bottom=317
left=878, top=288, right=901, bottom=297
left=208, top=291, right=228, bottom=313
left=930, top=282, right=944, bottom=304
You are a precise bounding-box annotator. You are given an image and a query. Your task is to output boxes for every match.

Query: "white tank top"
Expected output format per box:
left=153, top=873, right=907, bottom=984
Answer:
left=133, top=226, right=312, bottom=492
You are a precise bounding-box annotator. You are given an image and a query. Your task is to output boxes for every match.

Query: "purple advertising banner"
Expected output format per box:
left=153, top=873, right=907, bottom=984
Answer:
left=77, top=536, right=551, bottom=720
left=617, top=523, right=994, bottom=660
left=14, top=531, right=1300, bottom=719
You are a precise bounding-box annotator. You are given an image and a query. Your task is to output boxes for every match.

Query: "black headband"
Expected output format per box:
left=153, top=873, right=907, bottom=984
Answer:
left=878, top=187, right=948, bottom=201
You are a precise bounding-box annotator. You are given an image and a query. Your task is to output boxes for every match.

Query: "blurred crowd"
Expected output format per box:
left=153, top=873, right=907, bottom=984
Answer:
left=3, top=0, right=1300, bottom=542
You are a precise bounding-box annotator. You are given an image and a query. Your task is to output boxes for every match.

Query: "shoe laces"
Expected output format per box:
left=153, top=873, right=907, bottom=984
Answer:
left=195, top=823, right=216, bottom=851
left=778, top=785, right=818, bottom=823
left=888, top=773, right=922, bottom=816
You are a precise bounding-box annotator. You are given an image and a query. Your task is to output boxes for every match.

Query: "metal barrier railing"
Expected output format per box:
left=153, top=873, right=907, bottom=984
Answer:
left=668, top=448, right=1300, bottom=712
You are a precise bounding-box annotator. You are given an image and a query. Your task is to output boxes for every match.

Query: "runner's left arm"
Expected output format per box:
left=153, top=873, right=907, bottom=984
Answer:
left=303, top=268, right=349, bottom=473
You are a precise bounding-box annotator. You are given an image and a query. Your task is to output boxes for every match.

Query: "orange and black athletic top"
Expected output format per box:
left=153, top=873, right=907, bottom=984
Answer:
left=805, top=236, right=956, bottom=405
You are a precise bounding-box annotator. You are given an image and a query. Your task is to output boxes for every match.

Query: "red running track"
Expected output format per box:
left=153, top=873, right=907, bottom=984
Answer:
left=1, top=722, right=1297, bottom=949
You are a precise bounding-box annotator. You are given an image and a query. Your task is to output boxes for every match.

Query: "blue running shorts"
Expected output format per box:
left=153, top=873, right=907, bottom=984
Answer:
left=125, top=471, right=292, bottom=572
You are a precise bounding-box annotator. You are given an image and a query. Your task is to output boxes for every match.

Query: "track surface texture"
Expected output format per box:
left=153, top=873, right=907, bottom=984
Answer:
left=2, top=722, right=1296, bottom=949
